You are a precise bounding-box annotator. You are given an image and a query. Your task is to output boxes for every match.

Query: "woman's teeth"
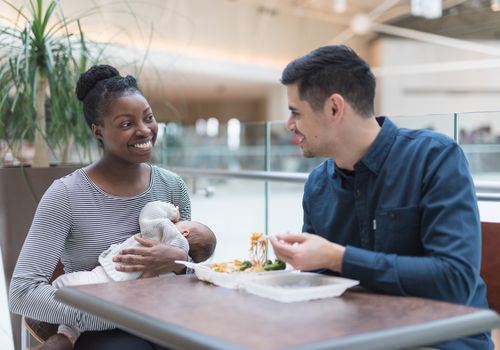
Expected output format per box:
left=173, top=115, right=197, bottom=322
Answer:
left=133, top=141, right=151, bottom=149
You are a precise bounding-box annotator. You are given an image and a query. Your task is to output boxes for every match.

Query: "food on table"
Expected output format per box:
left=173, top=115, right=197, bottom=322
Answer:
left=250, top=232, right=268, bottom=270
left=209, top=233, right=286, bottom=273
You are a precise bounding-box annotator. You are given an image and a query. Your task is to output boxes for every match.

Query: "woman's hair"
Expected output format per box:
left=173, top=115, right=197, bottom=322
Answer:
left=75, top=64, right=142, bottom=127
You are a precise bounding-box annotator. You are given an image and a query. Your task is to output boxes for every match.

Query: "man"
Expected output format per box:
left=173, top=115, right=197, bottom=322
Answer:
left=270, top=45, right=493, bottom=350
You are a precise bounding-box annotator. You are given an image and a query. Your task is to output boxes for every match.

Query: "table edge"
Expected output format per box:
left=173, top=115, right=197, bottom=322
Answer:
left=56, top=286, right=500, bottom=350
left=289, top=309, right=500, bottom=350
left=55, top=286, right=244, bottom=350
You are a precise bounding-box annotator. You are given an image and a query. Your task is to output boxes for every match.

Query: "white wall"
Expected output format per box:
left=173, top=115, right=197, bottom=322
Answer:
left=374, top=38, right=500, bottom=123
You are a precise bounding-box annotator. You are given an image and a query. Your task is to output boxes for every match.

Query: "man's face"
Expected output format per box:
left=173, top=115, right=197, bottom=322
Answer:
left=286, top=84, right=330, bottom=158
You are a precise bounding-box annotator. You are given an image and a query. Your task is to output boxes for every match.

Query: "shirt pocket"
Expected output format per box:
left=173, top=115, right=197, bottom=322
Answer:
left=374, top=206, right=420, bottom=254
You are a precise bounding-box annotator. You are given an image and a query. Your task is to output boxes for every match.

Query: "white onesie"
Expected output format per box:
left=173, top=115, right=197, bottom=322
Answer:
left=53, top=201, right=189, bottom=287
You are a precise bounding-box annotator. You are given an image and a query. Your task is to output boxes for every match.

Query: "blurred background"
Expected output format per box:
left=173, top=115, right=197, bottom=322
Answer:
left=1, top=0, right=500, bottom=267
left=1, top=0, right=500, bottom=290
left=3, top=0, right=500, bottom=123
left=2, top=0, right=500, bottom=165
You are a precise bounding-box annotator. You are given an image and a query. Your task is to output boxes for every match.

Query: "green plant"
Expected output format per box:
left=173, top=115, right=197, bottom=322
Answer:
left=0, top=0, right=96, bottom=167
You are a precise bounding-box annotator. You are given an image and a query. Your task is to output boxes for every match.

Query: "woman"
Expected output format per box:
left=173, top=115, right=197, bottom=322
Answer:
left=9, top=65, right=195, bottom=349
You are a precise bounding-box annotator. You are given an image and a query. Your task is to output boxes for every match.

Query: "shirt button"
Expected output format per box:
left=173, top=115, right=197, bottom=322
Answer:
left=389, top=212, right=395, bottom=219
left=355, top=189, right=361, bottom=197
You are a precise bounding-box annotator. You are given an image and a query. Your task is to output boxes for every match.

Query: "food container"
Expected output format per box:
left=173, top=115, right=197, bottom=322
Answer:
left=242, top=271, right=359, bottom=302
left=176, top=261, right=359, bottom=302
left=175, top=260, right=293, bottom=289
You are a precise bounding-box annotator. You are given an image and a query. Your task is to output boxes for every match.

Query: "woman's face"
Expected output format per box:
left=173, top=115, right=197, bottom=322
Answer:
left=93, top=93, right=158, bottom=164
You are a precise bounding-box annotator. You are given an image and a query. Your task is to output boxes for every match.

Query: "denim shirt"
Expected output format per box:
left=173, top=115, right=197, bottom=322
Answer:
left=303, top=117, right=492, bottom=350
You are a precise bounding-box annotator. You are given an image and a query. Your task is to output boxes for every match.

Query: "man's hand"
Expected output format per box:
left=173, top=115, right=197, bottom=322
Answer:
left=270, top=233, right=345, bottom=272
left=33, top=334, right=73, bottom=350
left=113, top=236, right=187, bottom=277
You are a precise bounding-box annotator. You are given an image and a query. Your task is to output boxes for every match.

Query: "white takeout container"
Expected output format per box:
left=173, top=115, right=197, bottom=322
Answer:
left=175, top=261, right=359, bottom=302
left=242, top=271, right=359, bottom=302
left=175, top=260, right=293, bottom=289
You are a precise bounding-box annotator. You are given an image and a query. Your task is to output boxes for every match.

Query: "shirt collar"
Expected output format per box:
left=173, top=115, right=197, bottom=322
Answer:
left=329, top=116, right=397, bottom=179
left=356, top=116, right=397, bottom=175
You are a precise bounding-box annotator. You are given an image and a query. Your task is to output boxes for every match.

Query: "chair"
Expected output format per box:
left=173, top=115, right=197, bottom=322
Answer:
left=480, top=222, right=500, bottom=313
left=21, top=260, right=65, bottom=349
left=1, top=246, right=15, bottom=350
left=480, top=222, right=500, bottom=347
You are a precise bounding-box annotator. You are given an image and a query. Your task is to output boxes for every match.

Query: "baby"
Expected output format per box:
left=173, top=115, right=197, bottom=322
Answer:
left=46, top=201, right=216, bottom=349
left=53, top=201, right=215, bottom=286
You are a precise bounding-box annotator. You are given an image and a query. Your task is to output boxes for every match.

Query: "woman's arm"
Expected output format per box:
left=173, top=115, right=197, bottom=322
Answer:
left=113, top=171, right=192, bottom=276
left=8, top=180, right=113, bottom=331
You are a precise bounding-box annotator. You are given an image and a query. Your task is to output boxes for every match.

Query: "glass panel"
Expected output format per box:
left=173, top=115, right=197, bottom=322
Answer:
left=478, top=202, right=500, bottom=223
left=155, top=121, right=267, bottom=171
left=268, top=120, right=325, bottom=173
left=390, top=113, right=455, bottom=139
left=457, top=111, right=500, bottom=181
left=185, top=177, right=267, bottom=262
left=268, top=181, right=304, bottom=236
left=237, top=122, right=267, bottom=171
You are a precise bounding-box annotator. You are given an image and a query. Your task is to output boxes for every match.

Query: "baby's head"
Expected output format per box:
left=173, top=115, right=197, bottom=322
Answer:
left=175, top=221, right=216, bottom=263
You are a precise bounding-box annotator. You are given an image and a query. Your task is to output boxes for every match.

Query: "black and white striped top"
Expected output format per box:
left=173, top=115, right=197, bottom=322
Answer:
left=9, top=165, right=191, bottom=331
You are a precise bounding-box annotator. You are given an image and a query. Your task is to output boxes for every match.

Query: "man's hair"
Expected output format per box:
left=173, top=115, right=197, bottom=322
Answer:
left=281, top=45, right=375, bottom=117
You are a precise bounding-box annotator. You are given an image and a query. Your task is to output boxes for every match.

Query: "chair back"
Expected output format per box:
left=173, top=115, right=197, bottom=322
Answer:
left=0, top=247, right=15, bottom=350
left=480, top=222, right=500, bottom=313
left=23, top=259, right=65, bottom=347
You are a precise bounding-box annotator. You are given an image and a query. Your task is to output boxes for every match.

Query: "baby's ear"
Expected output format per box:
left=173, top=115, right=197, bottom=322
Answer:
left=180, top=228, right=190, bottom=237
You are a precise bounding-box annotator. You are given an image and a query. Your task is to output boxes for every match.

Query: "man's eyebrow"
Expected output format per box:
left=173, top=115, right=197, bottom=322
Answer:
left=289, top=106, right=299, bottom=112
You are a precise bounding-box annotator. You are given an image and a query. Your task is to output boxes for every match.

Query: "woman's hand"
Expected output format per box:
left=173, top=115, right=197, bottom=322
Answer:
left=113, top=236, right=187, bottom=277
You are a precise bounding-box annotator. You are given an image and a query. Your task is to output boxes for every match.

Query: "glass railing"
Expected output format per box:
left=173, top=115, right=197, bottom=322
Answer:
left=154, top=111, right=500, bottom=182
left=152, top=112, right=500, bottom=262
left=4, top=112, right=499, bottom=262
left=458, top=111, right=500, bottom=181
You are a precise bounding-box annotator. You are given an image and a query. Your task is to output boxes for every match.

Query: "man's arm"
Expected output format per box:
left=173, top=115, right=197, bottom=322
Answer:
left=342, top=143, right=480, bottom=303
left=272, top=143, right=481, bottom=304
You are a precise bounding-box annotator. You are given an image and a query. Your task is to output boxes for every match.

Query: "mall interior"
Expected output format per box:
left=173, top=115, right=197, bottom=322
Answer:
left=1, top=0, right=500, bottom=349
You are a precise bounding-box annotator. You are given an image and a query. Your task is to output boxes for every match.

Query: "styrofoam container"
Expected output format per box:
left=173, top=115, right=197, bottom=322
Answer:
left=176, top=261, right=359, bottom=302
left=241, top=271, right=359, bottom=302
left=175, top=260, right=294, bottom=289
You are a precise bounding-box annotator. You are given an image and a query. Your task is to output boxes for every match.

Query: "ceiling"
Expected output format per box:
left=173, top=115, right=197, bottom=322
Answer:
left=392, top=0, right=500, bottom=39
left=2, top=0, right=500, bottom=101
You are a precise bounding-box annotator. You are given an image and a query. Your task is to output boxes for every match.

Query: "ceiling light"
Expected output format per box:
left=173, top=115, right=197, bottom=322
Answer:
left=411, top=0, right=442, bottom=19
left=350, top=14, right=371, bottom=35
left=492, top=0, right=500, bottom=12
left=333, top=0, right=347, bottom=13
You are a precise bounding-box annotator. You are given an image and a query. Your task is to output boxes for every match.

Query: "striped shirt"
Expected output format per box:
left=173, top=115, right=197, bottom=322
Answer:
left=9, top=165, right=191, bottom=331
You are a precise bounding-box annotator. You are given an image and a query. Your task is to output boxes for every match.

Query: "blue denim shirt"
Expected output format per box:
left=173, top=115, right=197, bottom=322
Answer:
left=303, top=117, right=492, bottom=350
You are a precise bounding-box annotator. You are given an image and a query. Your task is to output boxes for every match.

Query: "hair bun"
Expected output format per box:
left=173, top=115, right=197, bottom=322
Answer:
left=75, top=65, right=120, bottom=101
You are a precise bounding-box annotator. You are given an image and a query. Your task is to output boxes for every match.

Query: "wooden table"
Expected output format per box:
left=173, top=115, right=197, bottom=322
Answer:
left=55, top=274, right=500, bottom=350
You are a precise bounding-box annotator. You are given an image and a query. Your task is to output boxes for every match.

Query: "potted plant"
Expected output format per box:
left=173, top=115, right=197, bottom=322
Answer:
left=0, top=0, right=97, bottom=167
left=0, top=2, right=102, bottom=346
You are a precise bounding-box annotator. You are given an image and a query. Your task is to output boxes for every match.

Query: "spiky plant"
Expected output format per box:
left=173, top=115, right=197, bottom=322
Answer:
left=0, top=0, right=95, bottom=167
